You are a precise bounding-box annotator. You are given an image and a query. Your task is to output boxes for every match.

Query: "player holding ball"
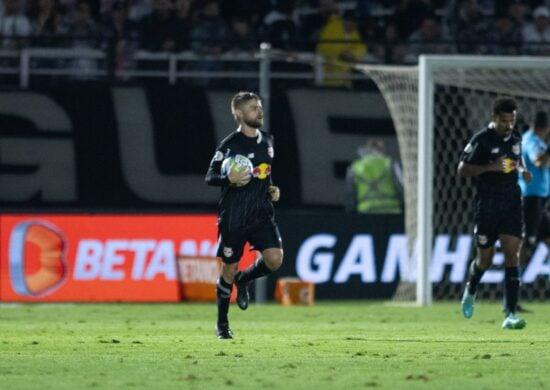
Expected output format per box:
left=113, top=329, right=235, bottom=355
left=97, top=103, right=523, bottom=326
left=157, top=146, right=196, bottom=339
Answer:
left=205, top=91, right=283, bottom=339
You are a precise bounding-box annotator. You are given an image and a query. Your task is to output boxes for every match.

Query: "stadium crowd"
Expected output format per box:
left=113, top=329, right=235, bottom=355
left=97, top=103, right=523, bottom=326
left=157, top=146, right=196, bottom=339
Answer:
left=0, top=0, right=549, bottom=74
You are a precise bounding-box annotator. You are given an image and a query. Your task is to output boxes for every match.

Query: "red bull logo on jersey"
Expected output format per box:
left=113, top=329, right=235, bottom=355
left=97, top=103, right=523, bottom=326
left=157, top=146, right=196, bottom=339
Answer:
left=503, top=158, right=517, bottom=174
left=9, top=220, right=67, bottom=297
left=252, top=163, right=271, bottom=179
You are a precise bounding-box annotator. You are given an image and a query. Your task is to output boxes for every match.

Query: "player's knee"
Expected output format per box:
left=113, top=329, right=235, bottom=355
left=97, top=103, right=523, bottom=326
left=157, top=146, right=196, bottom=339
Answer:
left=264, top=250, right=283, bottom=271
left=222, top=263, right=239, bottom=282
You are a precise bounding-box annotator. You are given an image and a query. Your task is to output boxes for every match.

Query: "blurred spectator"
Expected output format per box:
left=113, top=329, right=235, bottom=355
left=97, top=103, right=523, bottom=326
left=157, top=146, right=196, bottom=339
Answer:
left=220, top=0, right=269, bottom=29
left=174, top=0, right=194, bottom=50
left=190, top=0, right=229, bottom=55
left=28, top=0, right=67, bottom=44
left=102, top=0, right=153, bottom=21
left=259, top=0, right=300, bottom=50
left=522, top=5, right=550, bottom=54
left=65, top=0, right=102, bottom=78
left=370, top=20, right=406, bottom=64
left=228, top=14, right=257, bottom=53
left=128, top=0, right=153, bottom=21
left=455, top=0, right=490, bottom=53
left=227, top=14, right=258, bottom=90
left=345, top=138, right=404, bottom=214
left=299, top=0, right=338, bottom=50
left=405, top=15, right=453, bottom=63
left=486, top=13, right=522, bottom=54
left=507, top=0, right=530, bottom=28
left=316, top=10, right=366, bottom=88
left=65, top=0, right=99, bottom=41
left=190, top=0, right=230, bottom=86
left=393, top=0, right=435, bottom=40
left=102, top=0, right=140, bottom=79
left=140, top=0, right=187, bottom=51
left=0, top=0, right=32, bottom=48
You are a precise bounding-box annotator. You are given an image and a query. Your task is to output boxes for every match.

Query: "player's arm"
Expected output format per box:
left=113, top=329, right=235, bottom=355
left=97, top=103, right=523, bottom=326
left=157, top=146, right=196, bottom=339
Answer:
left=268, top=185, right=280, bottom=202
left=205, top=148, right=251, bottom=186
left=519, top=155, right=532, bottom=183
left=205, top=149, right=231, bottom=186
left=531, top=141, right=550, bottom=167
left=457, top=158, right=506, bottom=177
left=267, top=135, right=280, bottom=202
left=457, top=135, right=505, bottom=177
left=534, top=152, right=550, bottom=167
left=267, top=175, right=280, bottom=202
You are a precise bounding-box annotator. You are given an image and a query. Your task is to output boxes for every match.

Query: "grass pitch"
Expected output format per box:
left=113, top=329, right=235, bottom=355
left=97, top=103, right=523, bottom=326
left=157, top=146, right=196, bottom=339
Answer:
left=1, top=301, right=549, bottom=389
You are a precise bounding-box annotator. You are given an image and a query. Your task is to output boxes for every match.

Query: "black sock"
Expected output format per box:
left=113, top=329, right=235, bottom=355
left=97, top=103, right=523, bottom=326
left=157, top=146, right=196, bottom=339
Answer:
left=216, top=277, right=233, bottom=324
left=467, top=260, right=485, bottom=294
left=504, top=266, right=520, bottom=315
left=237, top=257, right=272, bottom=284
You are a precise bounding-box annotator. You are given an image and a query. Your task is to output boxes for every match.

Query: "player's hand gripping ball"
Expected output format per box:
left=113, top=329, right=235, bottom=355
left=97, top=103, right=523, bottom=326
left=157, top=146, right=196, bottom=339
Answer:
left=502, top=158, right=517, bottom=174
left=222, top=154, right=253, bottom=187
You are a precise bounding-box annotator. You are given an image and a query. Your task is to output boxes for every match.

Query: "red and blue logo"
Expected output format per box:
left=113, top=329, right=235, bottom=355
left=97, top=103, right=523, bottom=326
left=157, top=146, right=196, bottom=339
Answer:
left=9, top=220, right=67, bottom=297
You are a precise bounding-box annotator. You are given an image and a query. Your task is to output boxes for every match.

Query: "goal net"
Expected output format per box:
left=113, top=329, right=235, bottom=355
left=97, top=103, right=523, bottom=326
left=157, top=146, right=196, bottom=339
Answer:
left=357, top=55, right=550, bottom=304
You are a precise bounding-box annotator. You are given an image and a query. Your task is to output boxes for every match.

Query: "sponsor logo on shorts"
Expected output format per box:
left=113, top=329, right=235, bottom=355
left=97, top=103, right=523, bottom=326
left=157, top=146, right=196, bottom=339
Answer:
left=223, top=247, right=233, bottom=258
left=477, top=234, right=488, bottom=245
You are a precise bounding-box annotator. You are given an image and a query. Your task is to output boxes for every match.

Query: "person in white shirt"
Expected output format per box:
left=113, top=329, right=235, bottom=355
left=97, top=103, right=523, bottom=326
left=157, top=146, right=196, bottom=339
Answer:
left=522, top=5, right=550, bottom=55
left=0, top=0, right=32, bottom=48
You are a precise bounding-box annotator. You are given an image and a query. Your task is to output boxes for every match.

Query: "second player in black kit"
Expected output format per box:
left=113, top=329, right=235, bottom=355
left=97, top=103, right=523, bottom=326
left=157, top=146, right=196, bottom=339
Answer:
left=458, top=96, right=532, bottom=330
left=206, top=91, right=283, bottom=339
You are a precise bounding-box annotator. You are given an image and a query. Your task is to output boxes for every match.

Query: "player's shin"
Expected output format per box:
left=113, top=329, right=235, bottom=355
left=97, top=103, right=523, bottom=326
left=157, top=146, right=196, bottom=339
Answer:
left=466, top=260, right=486, bottom=294
left=504, top=266, right=521, bottom=315
left=216, top=277, right=233, bottom=324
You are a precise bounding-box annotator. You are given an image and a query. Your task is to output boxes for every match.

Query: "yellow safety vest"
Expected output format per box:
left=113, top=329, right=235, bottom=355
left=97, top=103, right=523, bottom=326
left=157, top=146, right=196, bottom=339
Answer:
left=352, top=155, right=402, bottom=214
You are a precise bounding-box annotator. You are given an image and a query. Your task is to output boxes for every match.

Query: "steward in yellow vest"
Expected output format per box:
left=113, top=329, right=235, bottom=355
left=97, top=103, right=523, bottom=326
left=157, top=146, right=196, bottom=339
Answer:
left=346, top=143, right=403, bottom=214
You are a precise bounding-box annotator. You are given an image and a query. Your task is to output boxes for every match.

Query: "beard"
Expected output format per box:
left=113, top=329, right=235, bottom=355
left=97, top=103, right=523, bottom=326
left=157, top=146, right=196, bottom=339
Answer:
left=243, top=116, right=263, bottom=129
left=495, top=125, right=512, bottom=136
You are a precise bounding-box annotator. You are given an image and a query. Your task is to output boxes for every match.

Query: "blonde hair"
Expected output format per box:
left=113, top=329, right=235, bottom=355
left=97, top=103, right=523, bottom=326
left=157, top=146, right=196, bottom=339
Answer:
left=231, top=91, right=260, bottom=121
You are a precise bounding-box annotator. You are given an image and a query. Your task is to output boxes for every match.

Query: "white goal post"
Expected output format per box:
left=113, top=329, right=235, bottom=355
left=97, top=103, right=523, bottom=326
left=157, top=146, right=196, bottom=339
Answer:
left=359, top=55, right=550, bottom=306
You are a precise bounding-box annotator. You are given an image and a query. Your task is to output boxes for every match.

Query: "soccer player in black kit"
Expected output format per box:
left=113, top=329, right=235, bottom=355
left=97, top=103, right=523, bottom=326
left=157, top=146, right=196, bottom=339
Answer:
left=205, top=91, right=283, bottom=339
left=458, top=96, right=532, bottom=330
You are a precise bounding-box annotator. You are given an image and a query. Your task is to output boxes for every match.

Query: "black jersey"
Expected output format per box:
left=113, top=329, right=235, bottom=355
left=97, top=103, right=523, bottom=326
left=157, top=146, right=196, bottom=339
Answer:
left=460, top=125, right=523, bottom=195
left=205, top=128, right=275, bottom=232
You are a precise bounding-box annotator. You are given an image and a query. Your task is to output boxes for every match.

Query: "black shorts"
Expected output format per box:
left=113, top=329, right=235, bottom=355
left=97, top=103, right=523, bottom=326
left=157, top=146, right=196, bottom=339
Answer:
left=217, top=218, right=283, bottom=264
left=523, top=196, right=550, bottom=246
left=473, top=194, right=523, bottom=248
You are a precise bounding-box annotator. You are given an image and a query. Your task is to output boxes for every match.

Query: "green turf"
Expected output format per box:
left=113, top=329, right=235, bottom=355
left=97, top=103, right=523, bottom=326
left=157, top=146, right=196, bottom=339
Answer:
left=0, top=301, right=549, bottom=389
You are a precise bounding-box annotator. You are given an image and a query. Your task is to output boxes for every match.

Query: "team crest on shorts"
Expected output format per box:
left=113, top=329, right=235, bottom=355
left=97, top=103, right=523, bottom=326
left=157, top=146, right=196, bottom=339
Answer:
left=477, top=235, right=488, bottom=245
left=223, top=247, right=233, bottom=257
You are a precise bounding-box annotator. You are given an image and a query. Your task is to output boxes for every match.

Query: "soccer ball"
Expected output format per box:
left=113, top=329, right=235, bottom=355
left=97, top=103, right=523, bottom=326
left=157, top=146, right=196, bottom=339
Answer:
left=221, top=154, right=253, bottom=186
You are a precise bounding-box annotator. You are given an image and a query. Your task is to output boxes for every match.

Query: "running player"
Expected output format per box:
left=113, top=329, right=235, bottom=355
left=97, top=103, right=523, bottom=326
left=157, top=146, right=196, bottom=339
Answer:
left=458, top=96, right=531, bottom=330
left=205, top=91, right=284, bottom=339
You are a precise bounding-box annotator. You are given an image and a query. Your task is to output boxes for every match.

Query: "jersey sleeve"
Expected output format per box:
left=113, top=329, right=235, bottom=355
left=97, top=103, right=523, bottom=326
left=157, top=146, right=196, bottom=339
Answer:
left=460, top=133, right=486, bottom=164
left=523, top=136, right=545, bottom=163
left=205, top=143, right=230, bottom=187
